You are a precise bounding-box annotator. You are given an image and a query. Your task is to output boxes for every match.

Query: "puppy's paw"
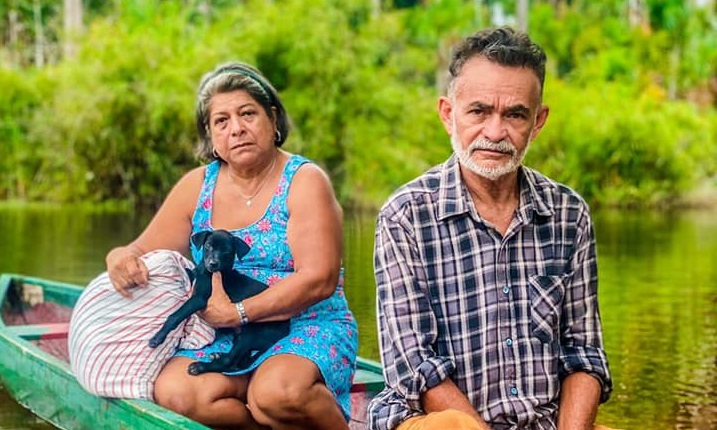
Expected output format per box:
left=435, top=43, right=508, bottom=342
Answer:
left=187, top=362, right=205, bottom=375
left=148, top=333, right=165, bottom=348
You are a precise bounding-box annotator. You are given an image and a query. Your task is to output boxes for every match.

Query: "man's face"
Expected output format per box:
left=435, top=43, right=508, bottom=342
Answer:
left=438, top=56, right=549, bottom=181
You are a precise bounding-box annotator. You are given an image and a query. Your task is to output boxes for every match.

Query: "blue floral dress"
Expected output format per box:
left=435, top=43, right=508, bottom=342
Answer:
left=174, top=154, right=359, bottom=420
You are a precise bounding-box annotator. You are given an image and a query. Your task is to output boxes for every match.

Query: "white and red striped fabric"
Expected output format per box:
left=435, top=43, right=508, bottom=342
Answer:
left=68, top=250, right=215, bottom=400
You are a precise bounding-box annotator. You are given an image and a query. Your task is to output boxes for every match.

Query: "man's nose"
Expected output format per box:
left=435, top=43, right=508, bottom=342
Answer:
left=482, top=114, right=508, bottom=142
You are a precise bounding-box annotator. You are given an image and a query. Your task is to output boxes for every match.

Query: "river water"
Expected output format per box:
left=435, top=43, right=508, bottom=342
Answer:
left=0, top=205, right=715, bottom=430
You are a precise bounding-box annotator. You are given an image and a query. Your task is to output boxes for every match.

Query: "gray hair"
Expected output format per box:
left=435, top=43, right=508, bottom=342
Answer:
left=446, top=27, right=547, bottom=98
left=195, top=62, right=291, bottom=160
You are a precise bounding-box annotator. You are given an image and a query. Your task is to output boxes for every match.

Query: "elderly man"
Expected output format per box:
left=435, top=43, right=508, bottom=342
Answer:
left=370, top=27, right=612, bottom=430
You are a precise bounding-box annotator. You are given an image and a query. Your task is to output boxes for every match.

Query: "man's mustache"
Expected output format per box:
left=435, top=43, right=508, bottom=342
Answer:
left=468, top=139, right=516, bottom=156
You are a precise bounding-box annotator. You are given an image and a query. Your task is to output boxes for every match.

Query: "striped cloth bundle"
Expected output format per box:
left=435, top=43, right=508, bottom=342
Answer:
left=68, top=250, right=215, bottom=400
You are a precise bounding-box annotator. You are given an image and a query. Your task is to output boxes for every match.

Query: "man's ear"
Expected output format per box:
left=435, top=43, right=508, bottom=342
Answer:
left=529, top=104, right=550, bottom=142
left=190, top=231, right=212, bottom=249
left=437, top=96, right=454, bottom=135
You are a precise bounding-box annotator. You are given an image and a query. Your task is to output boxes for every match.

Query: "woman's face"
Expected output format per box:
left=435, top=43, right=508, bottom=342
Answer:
left=208, top=90, right=276, bottom=166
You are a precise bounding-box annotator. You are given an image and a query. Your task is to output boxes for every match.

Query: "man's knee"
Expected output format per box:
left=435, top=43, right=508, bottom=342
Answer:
left=397, top=410, right=483, bottom=430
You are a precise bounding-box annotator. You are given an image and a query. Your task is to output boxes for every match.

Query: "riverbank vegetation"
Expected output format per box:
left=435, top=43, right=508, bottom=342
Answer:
left=1, top=0, right=716, bottom=209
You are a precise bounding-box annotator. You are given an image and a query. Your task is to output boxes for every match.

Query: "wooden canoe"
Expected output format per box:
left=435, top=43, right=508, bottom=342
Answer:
left=0, top=273, right=384, bottom=430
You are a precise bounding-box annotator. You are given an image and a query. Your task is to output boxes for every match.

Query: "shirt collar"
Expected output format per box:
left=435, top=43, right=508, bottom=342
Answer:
left=436, top=154, right=469, bottom=221
left=437, top=154, right=555, bottom=222
left=518, top=167, right=555, bottom=220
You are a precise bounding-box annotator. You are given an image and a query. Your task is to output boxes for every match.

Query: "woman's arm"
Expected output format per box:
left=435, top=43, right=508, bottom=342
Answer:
left=106, top=167, right=203, bottom=296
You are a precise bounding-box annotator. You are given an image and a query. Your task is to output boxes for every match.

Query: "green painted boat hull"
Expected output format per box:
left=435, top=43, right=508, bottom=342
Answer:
left=0, top=273, right=384, bottom=429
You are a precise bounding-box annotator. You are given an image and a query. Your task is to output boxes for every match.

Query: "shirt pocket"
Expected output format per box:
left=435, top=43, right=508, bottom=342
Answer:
left=528, top=274, right=566, bottom=344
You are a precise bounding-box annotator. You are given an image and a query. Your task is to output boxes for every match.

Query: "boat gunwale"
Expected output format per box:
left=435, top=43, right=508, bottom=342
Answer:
left=0, top=273, right=384, bottom=430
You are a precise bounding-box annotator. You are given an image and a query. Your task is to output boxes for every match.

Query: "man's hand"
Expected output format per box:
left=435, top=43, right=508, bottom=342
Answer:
left=421, top=378, right=492, bottom=430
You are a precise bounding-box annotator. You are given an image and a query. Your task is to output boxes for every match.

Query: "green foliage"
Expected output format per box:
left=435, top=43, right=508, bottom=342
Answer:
left=528, top=77, right=717, bottom=207
left=24, top=5, right=200, bottom=205
left=0, top=67, right=44, bottom=200
left=1, top=0, right=716, bottom=209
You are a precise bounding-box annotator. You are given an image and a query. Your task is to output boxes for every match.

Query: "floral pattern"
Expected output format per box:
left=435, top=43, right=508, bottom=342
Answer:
left=174, top=155, right=358, bottom=420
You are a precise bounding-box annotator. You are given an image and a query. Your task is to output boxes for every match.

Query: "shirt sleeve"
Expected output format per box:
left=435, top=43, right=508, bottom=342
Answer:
left=369, top=209, right=456, bottom=430
left=559, top=206, right=613, bottom=403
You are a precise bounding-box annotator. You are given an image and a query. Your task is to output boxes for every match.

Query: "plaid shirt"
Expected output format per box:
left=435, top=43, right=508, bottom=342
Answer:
left=369, top=155, right=612, bottom=430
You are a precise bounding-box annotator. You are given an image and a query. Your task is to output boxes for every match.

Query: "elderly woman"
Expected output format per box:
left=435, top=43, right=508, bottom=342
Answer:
left=105, top=62, right=358, bottom=430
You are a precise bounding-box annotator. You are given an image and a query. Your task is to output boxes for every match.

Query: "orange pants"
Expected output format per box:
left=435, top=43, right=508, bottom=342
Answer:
left=396, top=410, right=621, bottom=430
left=396, top=410, right=483, bottom=430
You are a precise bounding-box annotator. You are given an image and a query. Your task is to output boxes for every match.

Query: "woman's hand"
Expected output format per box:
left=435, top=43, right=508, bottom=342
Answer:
left=106, top=246, right=149, bottom=298
left=199, top=272, right=240, bottom=328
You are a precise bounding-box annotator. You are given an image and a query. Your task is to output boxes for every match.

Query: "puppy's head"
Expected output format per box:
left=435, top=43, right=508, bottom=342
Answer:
left=191, top=229, right=251, bottom=273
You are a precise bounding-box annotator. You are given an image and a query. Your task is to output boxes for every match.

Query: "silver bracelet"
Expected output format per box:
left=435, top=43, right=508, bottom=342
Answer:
left=235, top=301, right=249, bottom=326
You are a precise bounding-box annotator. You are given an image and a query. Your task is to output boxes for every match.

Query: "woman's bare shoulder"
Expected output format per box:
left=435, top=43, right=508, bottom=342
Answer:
left=293, top=162, right=333, bottom=193
left=162, top=164, right=208, bottom=210
left=288, top=161, right=340, bottom=215
left=172, top=165, right=207, bottom=191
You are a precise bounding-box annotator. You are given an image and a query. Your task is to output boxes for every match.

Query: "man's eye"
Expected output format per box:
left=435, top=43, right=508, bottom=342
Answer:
left=507, top=112, right=530, bottom=121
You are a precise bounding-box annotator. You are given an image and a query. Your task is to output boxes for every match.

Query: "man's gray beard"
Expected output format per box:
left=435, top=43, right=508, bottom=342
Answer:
left=451, top=133, right=526, bottom=181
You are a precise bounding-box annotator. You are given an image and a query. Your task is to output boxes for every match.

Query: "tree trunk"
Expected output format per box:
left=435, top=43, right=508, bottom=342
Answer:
left=33, top=0, right=45, bottom=68
left=63, top=0, right=84, bottom=60
left=516, top=0, right=529, bottom=32
left=473, top=0, right=484, bottom=27
left=8, top=9, right=20, bottom=66
left=371, top=0, right=381, bottom=17
left=628, top=0, right=648, bottom=29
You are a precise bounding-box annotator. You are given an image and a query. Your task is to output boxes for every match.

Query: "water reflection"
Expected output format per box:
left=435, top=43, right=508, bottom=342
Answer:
left=0, top=205, right=151, bottom=284
left=593, top=210, right=717, bottom=430
left=0, top=205, right=715, bottom=430
left=343, top=211, right=381, bottom=361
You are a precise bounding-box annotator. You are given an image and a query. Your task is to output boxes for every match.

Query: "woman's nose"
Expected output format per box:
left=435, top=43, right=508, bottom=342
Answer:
left=229, top=115, right=244, bottom=135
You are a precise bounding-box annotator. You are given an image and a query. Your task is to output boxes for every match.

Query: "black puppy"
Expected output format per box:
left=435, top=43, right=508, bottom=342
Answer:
left=148, top=229, right=290, bottom=375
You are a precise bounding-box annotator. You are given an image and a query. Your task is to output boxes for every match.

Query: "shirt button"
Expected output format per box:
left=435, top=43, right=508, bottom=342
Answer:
left=510, top=387, right=519, bottom=395
left=505, top=338, right=513, bottom=346
left=502, top=286, right=510, bottom=294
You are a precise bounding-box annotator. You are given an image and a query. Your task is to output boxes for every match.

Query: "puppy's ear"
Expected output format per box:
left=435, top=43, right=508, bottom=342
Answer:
left=233, top=236, right=251, bottom=260
left=191, top=230, right=212, bottom=249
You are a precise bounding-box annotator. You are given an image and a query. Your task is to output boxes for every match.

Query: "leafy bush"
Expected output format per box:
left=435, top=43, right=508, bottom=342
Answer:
left=0, top=67, right=45, bottom=200
left=528, top=78, right=715, bottom=207
left=1, top=0, right=715, bottom=209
